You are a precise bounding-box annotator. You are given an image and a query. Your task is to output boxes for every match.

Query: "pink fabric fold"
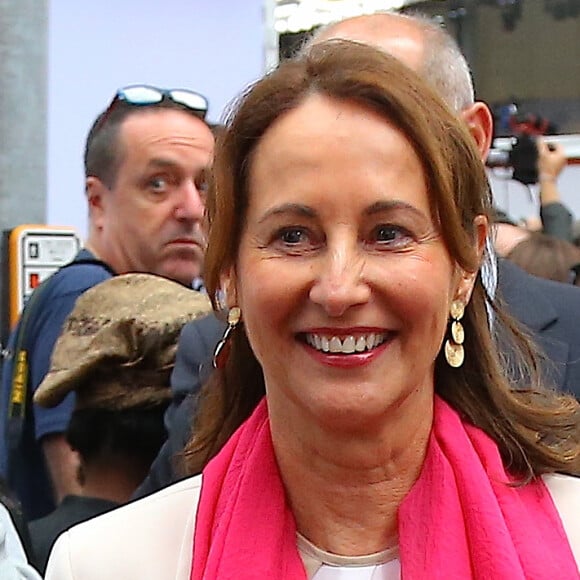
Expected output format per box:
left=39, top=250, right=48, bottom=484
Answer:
left=190, top=399, right=305, bottom=579
left=191, top=396, right=579, bottom=579
left=398, top=397, right=579, bottom=579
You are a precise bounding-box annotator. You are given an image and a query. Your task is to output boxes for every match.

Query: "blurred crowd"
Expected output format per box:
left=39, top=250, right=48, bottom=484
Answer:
left=494, top=137, right=580, bottom=284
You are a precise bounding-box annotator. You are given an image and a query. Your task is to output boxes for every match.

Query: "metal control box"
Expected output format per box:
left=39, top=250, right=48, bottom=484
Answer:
left=3, top=225, right=81, bottom=332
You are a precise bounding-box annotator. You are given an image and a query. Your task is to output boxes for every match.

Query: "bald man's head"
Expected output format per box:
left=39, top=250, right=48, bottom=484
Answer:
left=306, top=12, right=474, bottom=113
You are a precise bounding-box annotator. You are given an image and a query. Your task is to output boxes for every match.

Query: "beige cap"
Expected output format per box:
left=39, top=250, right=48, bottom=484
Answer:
left=34, top=273, right=212, bottom=410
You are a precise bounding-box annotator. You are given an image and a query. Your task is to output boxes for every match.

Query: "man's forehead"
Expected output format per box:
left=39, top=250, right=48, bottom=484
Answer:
left=120, top=107, right=210, bottom=135
left=118, top=108, right=214, bottom=150
left=313, top=14, right=425, bottom=72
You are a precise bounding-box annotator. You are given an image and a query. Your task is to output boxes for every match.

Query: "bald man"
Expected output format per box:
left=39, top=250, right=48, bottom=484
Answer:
left=308, top=13, right=492, bottom=155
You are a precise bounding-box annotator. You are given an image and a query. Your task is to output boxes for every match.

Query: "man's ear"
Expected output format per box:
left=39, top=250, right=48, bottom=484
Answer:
left=456, top=214, right=489, bottom=304
left=460, top=102, right=494, bottom=161
left=85, top=176, right=108, bottom=230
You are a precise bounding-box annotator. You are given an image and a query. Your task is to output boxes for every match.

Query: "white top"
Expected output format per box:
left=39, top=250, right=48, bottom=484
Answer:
left=299, top=534, right=400, bottom=579
left=312, top=562, right=400, bottom=580
left=44, top=472, right=580, bottom=580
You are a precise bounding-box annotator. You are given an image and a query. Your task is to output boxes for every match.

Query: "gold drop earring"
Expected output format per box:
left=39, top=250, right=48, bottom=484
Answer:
left=213, top=306, right=241, bottom=369
left=444, top=300, right=465, bottom=368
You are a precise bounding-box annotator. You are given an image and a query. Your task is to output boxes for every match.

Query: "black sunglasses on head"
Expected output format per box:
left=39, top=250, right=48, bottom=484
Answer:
left=99, top=84, right=209, bottom=129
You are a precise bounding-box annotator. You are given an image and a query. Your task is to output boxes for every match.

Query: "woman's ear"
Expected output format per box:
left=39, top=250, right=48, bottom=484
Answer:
left=456, top=214, right=489, bottom=304
left=219, top=266, right=239, bottom=309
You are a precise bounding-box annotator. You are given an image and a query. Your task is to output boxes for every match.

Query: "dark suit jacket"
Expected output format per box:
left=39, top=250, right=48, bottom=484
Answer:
left=163, top=314, right=226, bottom=431
left=498, top=259, right=580, bottom=398
left=137, top=262, right=580, bottom=496
left=134, top=314, right=225, bottom=498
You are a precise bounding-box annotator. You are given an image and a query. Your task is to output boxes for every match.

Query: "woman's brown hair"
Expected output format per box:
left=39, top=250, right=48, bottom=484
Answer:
left=183, top=40, right=580, bottom=479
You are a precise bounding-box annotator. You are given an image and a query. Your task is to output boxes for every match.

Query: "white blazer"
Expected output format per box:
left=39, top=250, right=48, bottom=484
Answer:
left=45, top=473, right=580, bottom=580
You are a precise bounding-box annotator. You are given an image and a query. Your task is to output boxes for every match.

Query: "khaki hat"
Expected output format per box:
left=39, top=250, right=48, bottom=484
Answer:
left=34, top=273, right=212, bottom=410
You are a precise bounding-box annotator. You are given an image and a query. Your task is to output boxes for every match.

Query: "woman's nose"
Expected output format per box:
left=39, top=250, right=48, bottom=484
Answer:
left=308, top=246, right=371, bottom=317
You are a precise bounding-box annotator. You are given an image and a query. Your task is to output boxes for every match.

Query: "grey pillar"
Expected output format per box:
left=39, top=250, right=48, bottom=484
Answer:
left=0, top=0, right=47, bottom=341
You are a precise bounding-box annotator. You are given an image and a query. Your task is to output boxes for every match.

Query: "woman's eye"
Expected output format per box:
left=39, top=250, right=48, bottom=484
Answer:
left=270, top=227, right=319, bottom=255
left=372, top=224, right=413, bottom=247
left=376, top=225, right=398, bottom=242
left=280, top=228, right=307, bottom=245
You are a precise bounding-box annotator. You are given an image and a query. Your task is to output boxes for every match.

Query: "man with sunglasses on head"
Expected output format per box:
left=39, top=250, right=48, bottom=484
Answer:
left=0, top=85, right=214, bottom=522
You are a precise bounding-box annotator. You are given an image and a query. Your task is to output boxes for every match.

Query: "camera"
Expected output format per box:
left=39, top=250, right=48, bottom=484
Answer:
left=486, top=135, right=538, bottom=184
left=487, top=105, right=558, bottom=185
left=508, top=134, right=539, bottom=185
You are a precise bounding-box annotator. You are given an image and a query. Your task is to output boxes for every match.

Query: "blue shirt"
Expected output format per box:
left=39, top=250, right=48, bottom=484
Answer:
left=0, top=250, right=113, bottom=520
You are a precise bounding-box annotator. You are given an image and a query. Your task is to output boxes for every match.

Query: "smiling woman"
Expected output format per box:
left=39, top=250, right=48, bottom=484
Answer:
left=43, top=40, right=580, bottom=580
left=230, top=92, right=463, bottom=431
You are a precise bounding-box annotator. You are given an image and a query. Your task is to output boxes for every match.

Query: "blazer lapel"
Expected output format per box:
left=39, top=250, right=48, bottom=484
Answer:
left=175, top=492, right=198, bottom=579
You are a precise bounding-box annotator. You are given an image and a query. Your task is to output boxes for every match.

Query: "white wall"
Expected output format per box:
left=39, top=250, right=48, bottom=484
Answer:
left=490, top=165, right=580, bottom=225
left=47, top=1, right=265, bottom=236
left=47, top=2, right=580, bottom=234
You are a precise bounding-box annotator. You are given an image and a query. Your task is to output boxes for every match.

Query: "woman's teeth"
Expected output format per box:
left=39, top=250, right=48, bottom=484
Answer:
left=305, top=333, right=386, bottom=354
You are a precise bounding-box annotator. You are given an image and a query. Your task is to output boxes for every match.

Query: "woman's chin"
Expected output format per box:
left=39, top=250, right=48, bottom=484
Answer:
left=302, top=392, right=404, bottom=433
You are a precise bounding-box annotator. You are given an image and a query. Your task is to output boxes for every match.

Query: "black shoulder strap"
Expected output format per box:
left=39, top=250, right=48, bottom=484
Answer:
left=66, top=256, right=116, bottom=276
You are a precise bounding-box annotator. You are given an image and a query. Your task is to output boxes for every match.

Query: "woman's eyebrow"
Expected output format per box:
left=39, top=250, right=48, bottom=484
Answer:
left=364, top=200, right=426, bottom=218
left=258, top=203, right=317, bottom=224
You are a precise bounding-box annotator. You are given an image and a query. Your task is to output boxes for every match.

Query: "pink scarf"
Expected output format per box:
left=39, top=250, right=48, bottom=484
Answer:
left=191, top=397, right=579, bottom=579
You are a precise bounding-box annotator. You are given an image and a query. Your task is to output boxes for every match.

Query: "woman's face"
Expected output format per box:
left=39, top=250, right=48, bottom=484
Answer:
left=228, top=94, right=476, bottom=429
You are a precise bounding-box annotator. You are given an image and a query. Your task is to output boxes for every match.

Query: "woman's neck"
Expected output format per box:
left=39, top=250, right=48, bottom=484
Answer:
left=269, top=390, right=433, bottom=557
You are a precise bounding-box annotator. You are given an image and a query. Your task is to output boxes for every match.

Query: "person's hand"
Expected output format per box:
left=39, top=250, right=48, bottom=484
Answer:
left=537, top=138, right=566, bottom=183
left=536, top=138, right=567, bottom=208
